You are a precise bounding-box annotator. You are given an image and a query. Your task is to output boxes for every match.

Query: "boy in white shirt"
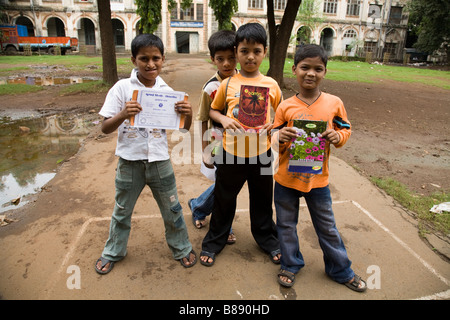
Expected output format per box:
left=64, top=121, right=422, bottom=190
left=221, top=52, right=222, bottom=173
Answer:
left=95, top=34, right=196, bottom=274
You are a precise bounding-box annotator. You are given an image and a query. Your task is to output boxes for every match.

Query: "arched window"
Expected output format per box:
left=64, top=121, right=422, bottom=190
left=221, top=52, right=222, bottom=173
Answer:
left=344, top=29, right=357, bottom=38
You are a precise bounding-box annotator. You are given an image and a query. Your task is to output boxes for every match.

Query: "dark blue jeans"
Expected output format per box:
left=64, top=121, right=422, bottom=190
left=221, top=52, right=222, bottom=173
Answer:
left=274, top=182, right=354, bottom=283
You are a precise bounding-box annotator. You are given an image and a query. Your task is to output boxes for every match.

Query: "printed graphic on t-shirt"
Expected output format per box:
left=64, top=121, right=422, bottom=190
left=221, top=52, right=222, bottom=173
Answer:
left=235, top=85, right=269, bottom=131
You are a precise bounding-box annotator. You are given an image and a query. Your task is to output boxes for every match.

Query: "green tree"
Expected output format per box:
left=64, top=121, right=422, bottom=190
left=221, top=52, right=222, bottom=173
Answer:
left=407, top=0, right=450, bottom=62
left=136, top=0, right=193, bottom=34
left=135, top=0, right=162, bottom=34
left=267, top=0, right=302, bottom=87
left=209, top=0, right=238, bottom=30
left=296, top=0, right=323, bottom=44
left=97, top=0, right=118, bottom=85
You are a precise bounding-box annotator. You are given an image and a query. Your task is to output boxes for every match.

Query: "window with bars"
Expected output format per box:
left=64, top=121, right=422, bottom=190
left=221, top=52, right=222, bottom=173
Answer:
left=344, top=29, right=357, bottom=38
left=389, top=7, right=403, bottom=24
left=274, top=0, right=287, bottom=10
left=170, top=2, right=204, bottom=22
left=363, top=41, right=376, bottom=54
left=346, top=0, right=360, bottom=16
left=384, top=43, right=397, bottom=55
left=323, top=0, right=338, bottom=14
left=248, top=0, right=264, bottom=9
left=180, top=4, right=195, bottom=21
left=196, top=4, right=203, bottom=22
left=171, top=5, right=178, bottom=20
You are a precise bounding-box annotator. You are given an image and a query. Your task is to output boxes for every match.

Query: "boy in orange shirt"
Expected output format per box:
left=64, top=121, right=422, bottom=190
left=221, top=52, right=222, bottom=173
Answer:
left=272, top=44, right=366, bottom=292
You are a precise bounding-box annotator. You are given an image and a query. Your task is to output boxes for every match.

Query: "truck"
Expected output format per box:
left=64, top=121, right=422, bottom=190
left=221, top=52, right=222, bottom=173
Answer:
left=0, top=25, right=78, bottom=55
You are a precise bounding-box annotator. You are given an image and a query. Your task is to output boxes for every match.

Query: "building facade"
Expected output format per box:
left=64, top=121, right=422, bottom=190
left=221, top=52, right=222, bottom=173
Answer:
left=1, top=0, right=409, bottom=60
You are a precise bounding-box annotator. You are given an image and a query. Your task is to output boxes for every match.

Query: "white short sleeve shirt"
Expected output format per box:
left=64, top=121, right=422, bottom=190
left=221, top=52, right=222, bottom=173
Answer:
left=99, top=68, right=173, bottom=162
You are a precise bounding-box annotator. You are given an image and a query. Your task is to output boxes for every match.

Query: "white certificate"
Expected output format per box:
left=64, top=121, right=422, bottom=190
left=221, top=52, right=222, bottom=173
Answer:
left=133, top=89, right=185, bottom=130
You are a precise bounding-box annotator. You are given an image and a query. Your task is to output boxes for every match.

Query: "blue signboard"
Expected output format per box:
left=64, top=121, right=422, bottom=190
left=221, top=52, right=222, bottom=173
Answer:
left=170, top=21, right=203, bottom=28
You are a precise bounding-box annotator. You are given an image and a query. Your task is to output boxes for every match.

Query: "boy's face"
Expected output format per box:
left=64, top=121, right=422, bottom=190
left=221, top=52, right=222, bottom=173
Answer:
left=131, top=46, right=165, bottom=87
left=211, top=49, right=237, bottom=79
left=292, top=56, right=327, bottom=91
left=235, top=39, right=267, bottom=76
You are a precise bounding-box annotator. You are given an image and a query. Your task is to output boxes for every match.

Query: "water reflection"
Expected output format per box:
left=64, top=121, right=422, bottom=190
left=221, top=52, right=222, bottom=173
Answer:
left=0, top=111, right=99, bottom=213
left=0, top=76, right=100, bottom=86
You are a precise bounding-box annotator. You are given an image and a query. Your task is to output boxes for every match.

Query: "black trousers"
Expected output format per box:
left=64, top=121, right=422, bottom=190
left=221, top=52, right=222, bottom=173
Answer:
left=201, top=149, right=279, bottom=255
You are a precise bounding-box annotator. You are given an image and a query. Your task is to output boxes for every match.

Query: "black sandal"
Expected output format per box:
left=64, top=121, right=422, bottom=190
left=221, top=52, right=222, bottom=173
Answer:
left=179, top=249, right=197, bottom=268
left=270, top=249, right=281, bottom=264
left=200, top=251, right=215, bottom=267
left=278, top=269, right=295, bottom=287
left=95, top=257, right=115, bottom=275
left=344, top=274, right=367, bottom=292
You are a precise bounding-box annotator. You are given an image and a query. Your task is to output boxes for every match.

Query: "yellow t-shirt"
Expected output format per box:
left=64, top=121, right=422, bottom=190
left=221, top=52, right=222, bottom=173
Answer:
left=273, top=93, right=351, bottom=192
left=211, top=73, right=282, bottom=158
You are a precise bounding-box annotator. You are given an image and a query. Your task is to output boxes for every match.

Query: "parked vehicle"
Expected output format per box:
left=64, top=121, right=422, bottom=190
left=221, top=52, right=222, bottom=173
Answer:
left=404, top=48, right=429, bottom=63
left=0, top=24, right=78, bottom=55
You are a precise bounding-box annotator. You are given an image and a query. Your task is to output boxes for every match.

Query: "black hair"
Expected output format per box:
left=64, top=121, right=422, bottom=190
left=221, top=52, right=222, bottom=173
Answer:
left=208, top=30, right=236, bottom=58
left=294, top=44, right=328, bottom=67
left=131, top=33, right=164, bottom=58
left=235, top=23, right=267, bottom=48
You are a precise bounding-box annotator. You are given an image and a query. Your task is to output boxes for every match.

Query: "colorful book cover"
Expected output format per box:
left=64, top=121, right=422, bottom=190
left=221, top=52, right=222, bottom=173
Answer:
left=236, top=85, right=269, bottom=131
left=288, top=119, right=328, bottom=174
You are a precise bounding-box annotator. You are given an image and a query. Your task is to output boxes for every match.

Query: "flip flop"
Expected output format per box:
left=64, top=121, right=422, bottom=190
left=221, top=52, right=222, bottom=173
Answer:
left=270, top=249, right=281, bottom=264
left=200, top=251, right=215, bottom=267
left=226, top=232, right=236, bottom=245
left=344, top=274, right=367, bottom=292
left=95, top=257, right=115, bottom=275
left=189, top=199, right=206, bottom=229
left=278, top=269, right=295, bottom=287
left=179, top=249, right=197, bottom=268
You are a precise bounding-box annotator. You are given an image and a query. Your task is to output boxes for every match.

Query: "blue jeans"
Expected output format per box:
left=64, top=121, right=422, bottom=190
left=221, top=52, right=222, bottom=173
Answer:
left=189, top=183, right=233, bottom=234
left=189, top=184, right=215, bottom=221
left=102, top=158, right=192, bottom=262
left=274, top=182, right=354, bottom=283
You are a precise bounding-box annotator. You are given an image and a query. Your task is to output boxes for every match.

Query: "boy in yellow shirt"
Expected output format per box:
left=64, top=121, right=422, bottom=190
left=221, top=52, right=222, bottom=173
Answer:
left=272, top=44, right=366, bottom=292
left=200, top=23, right=282, bottom=266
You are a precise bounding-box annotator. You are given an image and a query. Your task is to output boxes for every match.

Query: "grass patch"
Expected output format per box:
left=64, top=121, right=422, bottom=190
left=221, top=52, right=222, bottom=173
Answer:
left=0, top=55, right=133, bottom=74
left=0, top=83, right=43, bottom=95
left=326, top=61, right=450, bottom=89
left=259, top=57, right=450, bottom=90
left=371, top=176, right=450, bottom=235
left=59, top=80, right=111, bottom=95
left=1, top=55, right=448, bottom=89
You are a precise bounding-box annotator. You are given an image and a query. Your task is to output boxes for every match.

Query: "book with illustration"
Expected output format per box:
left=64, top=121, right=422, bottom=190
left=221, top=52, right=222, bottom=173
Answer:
left=235, top=85, right=269, bottom=131
left=288, top=119, right=328, bottom=174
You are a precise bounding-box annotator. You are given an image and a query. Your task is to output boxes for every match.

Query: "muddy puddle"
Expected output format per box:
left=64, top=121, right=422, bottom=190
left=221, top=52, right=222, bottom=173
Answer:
left=0, top=75, right=100, bottom=86
left=0, top=110, right=100, bottom=213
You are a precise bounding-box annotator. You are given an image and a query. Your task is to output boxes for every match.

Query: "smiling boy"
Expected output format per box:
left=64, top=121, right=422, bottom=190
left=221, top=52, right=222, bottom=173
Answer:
left=200, top=23, right=282, bottom=267
left=95, top=34, right=196, bottom=275
left=272, top=44, right=366, bottom=292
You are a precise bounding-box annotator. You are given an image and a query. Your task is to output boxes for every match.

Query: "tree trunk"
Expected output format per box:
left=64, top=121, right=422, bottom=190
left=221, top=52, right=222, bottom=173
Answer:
left=97, top=0, right=118, bottom=85
left=267, top=0, right=302, bottom=88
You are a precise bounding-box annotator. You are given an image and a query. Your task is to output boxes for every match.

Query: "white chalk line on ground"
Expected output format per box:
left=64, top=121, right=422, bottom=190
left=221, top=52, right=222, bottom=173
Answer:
left=49, top=201, right=449, bottom=300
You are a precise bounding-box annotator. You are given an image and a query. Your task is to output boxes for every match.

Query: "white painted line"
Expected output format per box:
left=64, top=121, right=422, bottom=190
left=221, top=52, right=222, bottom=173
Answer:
left=413, top=289, right=450, bottom=300
left=43, top=215, right=160, bottom=299
left=351, top=200, right=450, bottom=287
left=46, top=200, right=448, bottom=299
left=58, top=215, right=160, bottom=275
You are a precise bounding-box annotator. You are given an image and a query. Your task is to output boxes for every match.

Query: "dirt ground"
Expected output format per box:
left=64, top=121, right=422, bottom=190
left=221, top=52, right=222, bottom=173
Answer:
left=1, top=54, right=450, bottom=301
